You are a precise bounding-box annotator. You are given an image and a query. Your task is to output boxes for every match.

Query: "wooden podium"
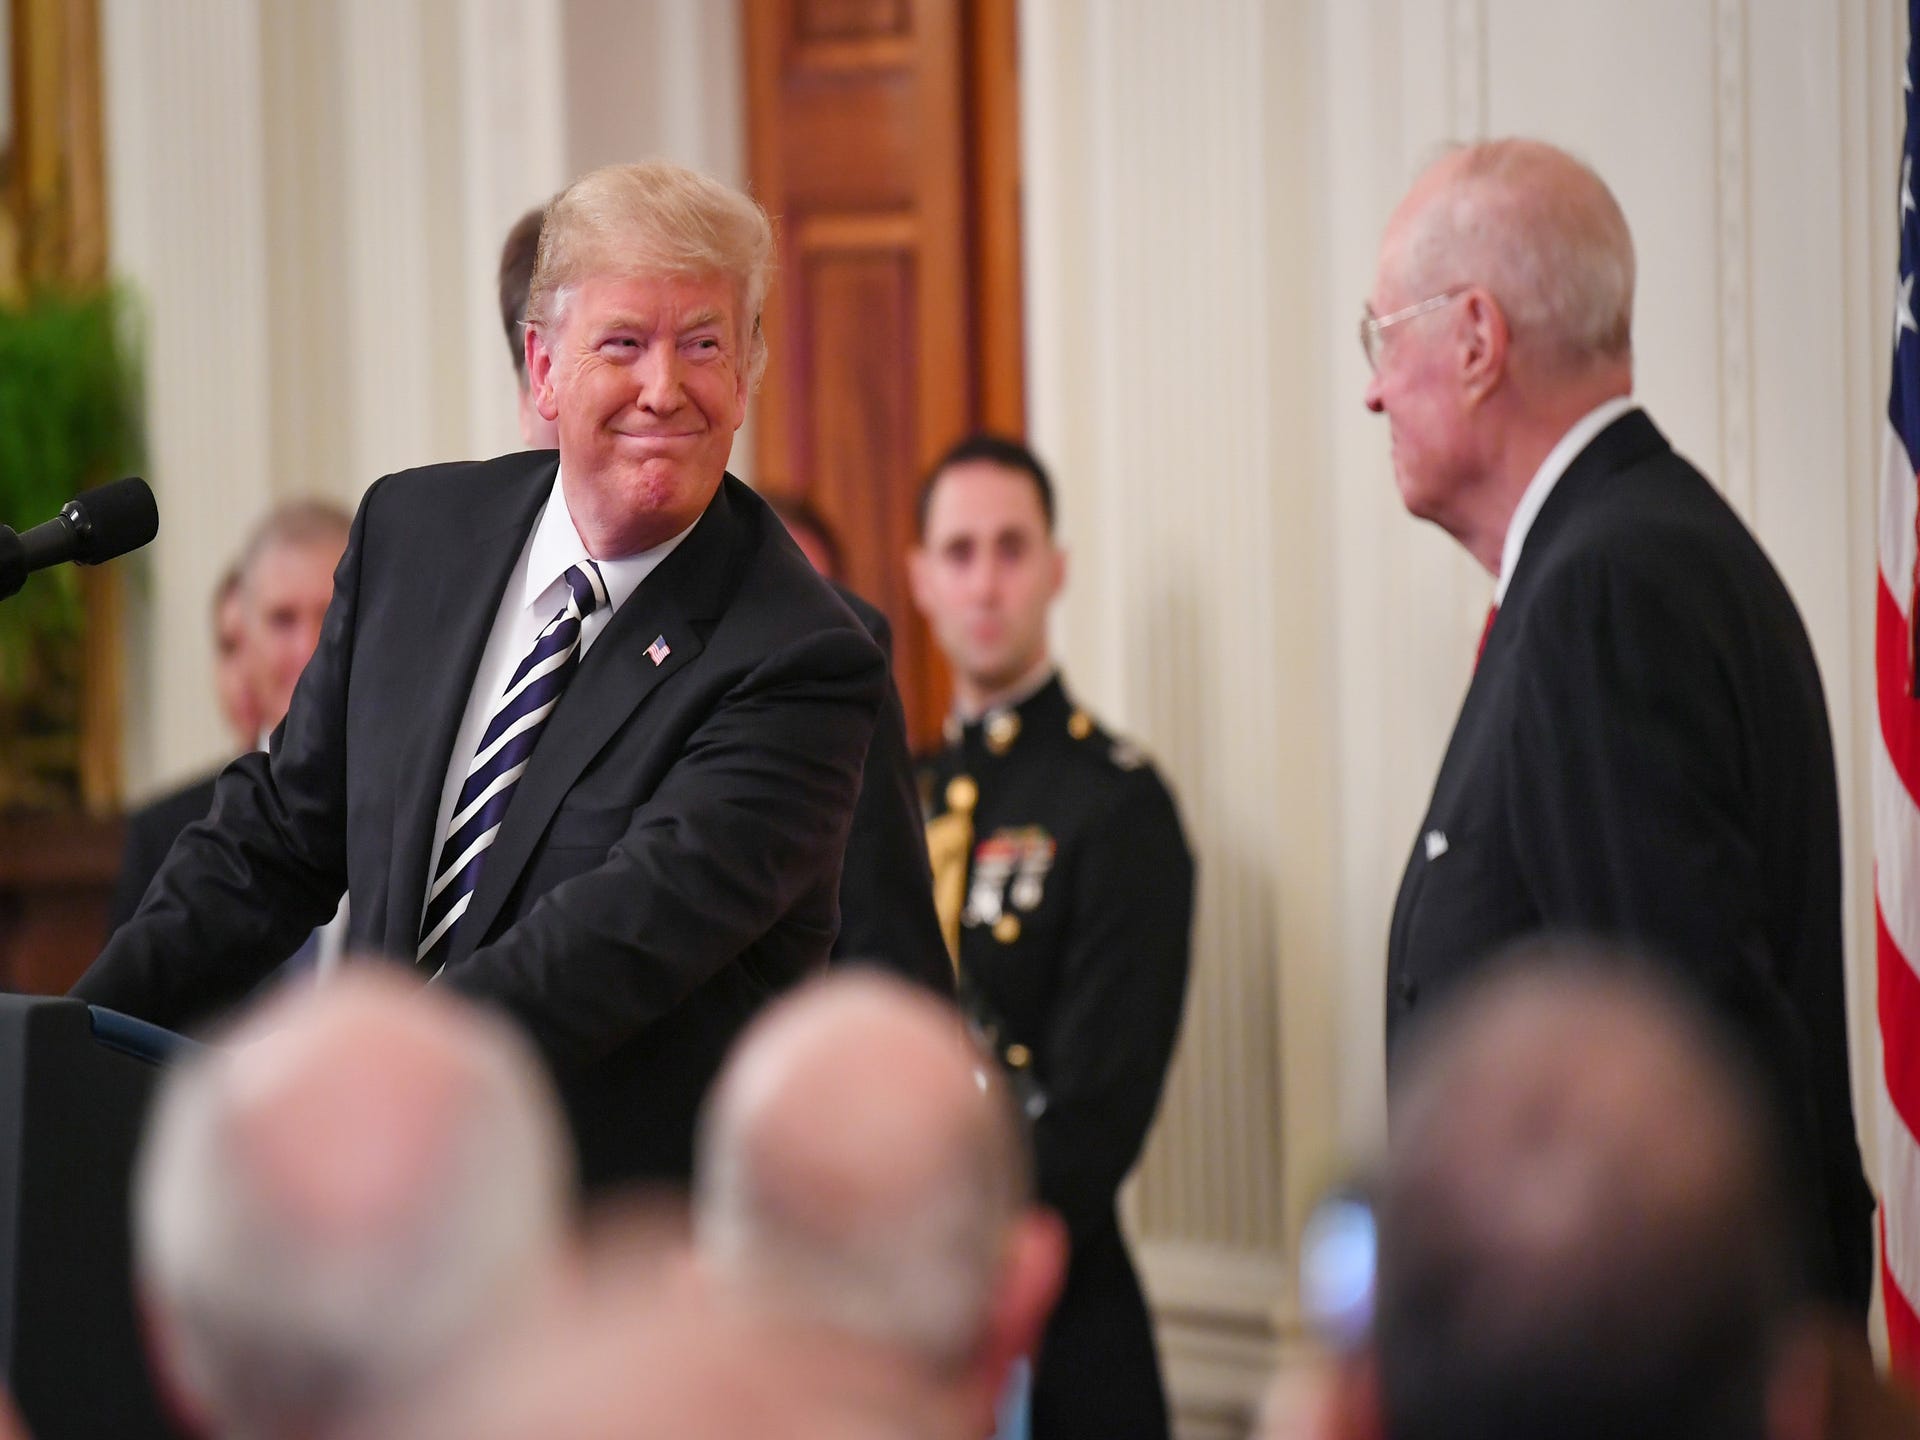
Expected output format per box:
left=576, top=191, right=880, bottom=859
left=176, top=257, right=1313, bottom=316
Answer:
left=0, top=813, right=122, bottom=996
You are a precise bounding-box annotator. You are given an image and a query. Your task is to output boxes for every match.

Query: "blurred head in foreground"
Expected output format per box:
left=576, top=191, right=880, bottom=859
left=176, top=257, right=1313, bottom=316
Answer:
left=694, top=972, right=1065, bottom=1436
left=134, top=969, right=574, bottom=1440
left=1324, top=953, right=1813, bottom=1440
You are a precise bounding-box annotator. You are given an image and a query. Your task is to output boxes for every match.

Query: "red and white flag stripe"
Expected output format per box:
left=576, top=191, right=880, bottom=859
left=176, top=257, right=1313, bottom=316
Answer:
left=1875, top=414, right=1920, bottom=1371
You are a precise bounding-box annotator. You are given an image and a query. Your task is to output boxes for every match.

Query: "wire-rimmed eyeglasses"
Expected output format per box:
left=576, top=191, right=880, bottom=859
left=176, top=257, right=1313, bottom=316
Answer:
left=1359, top=286, right=1471, bottom=372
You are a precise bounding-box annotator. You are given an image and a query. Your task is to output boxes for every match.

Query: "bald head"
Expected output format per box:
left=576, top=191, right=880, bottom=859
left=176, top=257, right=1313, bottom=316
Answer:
left=136, top=970, right=573, bottom=1438
left=694, top=974, right=1032, bottom=1371
left=1376, top=960, right=1797, bottom=1440
left=1384, top=138, right=1635, bottom=376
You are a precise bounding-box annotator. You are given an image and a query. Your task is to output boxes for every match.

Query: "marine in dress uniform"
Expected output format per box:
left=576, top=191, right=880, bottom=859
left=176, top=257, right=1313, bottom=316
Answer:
left=921, top=671, right=1193, bottom=1440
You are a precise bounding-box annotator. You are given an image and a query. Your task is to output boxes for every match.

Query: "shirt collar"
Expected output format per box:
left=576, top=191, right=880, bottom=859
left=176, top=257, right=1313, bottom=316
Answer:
left=1494, top=394, right=1639, bottom=605
left=522, top=465, right=697, bottom=617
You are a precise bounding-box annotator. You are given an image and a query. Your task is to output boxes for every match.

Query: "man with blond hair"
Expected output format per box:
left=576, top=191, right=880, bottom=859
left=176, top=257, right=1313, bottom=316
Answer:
left=78, top=160, right=887, bottom=1191
left=135, top=971, right=573, bottom=1439
left=1367, top=138, right=1872, bottom=1314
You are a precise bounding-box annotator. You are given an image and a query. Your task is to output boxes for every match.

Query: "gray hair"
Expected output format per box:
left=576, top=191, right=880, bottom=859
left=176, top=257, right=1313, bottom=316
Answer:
left=134, top=994, right=572, bottom=1440
left=527, top=160, right=775, bottom=389
left=692, top=976, right=1031, bottom=1372
left=1402, top=138, right=1635, bottom=371
left=237, top=499, right=352, bottom=596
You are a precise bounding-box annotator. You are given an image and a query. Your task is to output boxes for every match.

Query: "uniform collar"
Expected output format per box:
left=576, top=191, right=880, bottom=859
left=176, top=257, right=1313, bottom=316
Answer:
left=946, top=670, right=1070, bottom=750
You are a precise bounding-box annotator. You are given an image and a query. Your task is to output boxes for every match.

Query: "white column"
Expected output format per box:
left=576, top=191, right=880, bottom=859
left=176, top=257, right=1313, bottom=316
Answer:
left=103, top=0, right=274, bottom=797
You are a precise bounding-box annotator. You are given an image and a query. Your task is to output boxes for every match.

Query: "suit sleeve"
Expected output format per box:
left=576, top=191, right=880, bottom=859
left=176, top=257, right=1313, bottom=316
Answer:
left=831, top=665, right=953, bottom=997
left=438, top=624, right=887, bottom=1065
left=71, top=494, right=369, bottom=1027
left=1031, top=773, right=1194, bottom=1241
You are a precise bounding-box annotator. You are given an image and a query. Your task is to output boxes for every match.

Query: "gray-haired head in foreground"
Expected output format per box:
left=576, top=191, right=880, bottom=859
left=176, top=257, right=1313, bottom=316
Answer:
left=692, top=972, right=1032, bottom=1373
left=134, top=970, right=574, bottom=1440
left=1376, top=945, right=1801, bottom=1440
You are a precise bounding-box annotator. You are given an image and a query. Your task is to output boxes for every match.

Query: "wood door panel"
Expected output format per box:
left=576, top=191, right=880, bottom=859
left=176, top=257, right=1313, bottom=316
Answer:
left=797, top=244, right=919, bottom=666
left=771, top=83, right=919, bottom=207
left=747, top=0, right=1020, bottom=749
left=795, top=0, right=910, bottom=44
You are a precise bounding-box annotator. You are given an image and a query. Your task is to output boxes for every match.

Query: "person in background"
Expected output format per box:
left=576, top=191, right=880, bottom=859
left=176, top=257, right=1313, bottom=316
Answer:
left=911, top=432, right=1194, bottom=1440
left=211, top=564, right=261, bottom=754
left=110, top=504, right=349, bottom=931
left=499, top=200, right=560, bottom=451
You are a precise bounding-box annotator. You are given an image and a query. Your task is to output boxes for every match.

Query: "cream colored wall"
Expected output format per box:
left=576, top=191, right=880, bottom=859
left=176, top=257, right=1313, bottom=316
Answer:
left=105, top=0, right=567, bottom=801
left=104, top=2, right=1906, bottom=1434
left=1022, top=1, right=1905, bottom=1435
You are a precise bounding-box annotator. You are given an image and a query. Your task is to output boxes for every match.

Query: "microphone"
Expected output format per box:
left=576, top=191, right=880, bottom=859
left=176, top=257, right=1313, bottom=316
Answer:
left=0, top=477, right=158, bottom=601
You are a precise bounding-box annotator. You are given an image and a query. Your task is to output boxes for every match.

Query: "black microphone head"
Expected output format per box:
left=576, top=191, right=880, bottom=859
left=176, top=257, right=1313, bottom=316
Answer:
left=62, top=477, right=158, bottom=564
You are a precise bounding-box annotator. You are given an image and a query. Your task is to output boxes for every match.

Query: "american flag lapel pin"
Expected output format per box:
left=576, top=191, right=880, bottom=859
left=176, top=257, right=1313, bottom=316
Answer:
left=646, top=634, right=672, bottom=667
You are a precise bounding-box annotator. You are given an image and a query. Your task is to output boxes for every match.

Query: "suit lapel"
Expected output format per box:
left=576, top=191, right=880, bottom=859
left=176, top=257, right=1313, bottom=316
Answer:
left=448, top=476, right=751, bottom=964
left=384, top=455, right=557, bottom=951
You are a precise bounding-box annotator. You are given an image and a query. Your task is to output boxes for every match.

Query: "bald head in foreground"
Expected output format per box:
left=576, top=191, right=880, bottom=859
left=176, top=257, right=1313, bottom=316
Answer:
left=394, top=974, right=1063, bottom=1440
left=694, top=972, right=1066, bottom=1438
left=134, top=971, right=574, bottom=1440
left=1372, top=138, right=1872, bottom=1314
left=1315, top=959, right=1822, bottom=1440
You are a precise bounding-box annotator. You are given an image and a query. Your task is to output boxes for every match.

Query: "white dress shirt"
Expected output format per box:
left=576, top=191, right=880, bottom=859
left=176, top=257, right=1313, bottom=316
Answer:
left=1493, top=394, right=1639, bottom=606
left=420, top=468, right=694, bottom=932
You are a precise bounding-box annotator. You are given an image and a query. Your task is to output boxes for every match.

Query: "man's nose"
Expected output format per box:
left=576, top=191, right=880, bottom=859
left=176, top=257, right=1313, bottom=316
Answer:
left=638, top=346, right=685, bottom=410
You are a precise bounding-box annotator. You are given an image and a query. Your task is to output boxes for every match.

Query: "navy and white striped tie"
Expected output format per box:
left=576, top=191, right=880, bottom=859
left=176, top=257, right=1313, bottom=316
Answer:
left=417, top=560, right=608, bottom=975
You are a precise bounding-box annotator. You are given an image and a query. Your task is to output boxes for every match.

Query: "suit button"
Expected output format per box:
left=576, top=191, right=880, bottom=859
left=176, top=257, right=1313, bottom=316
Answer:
left=1398, top=977, right=1419, bottom=1006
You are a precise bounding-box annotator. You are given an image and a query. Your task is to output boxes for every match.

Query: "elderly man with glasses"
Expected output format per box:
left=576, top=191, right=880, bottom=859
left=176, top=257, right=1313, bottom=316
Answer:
left=1364, top=138, right=1873, bottom=1325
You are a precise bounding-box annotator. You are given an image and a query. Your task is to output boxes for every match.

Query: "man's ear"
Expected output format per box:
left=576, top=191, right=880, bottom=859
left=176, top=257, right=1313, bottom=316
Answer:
left=527, top=325, right=562, bottom=423
left=974, top=1208, right=1067, bottom=1409
left=1459, top=288, right=1510, bottom=405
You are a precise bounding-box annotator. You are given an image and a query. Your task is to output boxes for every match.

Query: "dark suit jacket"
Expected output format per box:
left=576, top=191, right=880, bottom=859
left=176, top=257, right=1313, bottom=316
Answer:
left=1386, top=409, right=1874, bottom=1313
left=108, top=770, right=220, bottom=931
left=825, top=584, right=951, bottom=997
left=74, top=453, right=887, bottom=1191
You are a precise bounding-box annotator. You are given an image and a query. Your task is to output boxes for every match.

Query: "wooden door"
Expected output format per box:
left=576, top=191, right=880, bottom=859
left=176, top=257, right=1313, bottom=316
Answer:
left=745, top=0, right=1023, bottom=750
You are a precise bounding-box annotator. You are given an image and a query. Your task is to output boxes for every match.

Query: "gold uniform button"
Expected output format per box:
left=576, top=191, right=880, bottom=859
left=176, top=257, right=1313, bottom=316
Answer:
left=992, top=914, right=1022, bottom=944
left=1068, top=710, right=1093, bottom=740
left=945, top=775, right=979, bottom=814
left=1005, top=1043, right=1032, bottom=1069
left=985, top=710, right=1022, bottom=754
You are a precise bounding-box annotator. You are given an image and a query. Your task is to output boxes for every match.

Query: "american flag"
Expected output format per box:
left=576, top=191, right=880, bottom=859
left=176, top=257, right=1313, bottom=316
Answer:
left=1875, top=0, right=1920, bottom=1375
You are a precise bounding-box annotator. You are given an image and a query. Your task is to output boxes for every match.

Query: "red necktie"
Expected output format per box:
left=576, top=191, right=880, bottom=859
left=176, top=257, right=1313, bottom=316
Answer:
left=1475, top=603, right=1498, bottom=670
